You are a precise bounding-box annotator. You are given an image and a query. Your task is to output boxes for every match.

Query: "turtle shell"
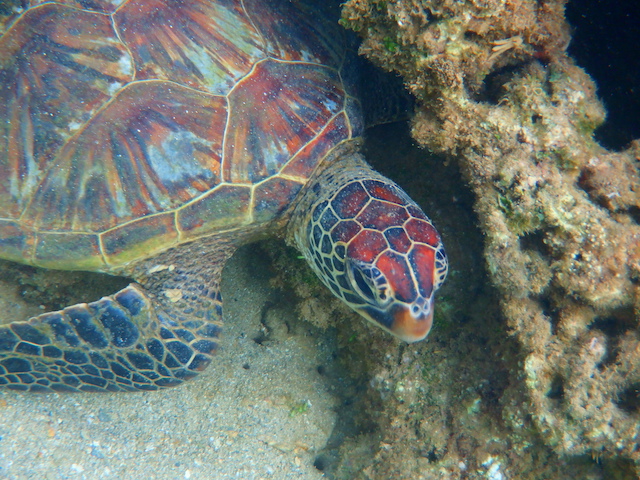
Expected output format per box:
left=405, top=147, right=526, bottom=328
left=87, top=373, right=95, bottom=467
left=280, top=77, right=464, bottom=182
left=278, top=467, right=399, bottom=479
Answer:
left=0, top=0, right=363, bottom=271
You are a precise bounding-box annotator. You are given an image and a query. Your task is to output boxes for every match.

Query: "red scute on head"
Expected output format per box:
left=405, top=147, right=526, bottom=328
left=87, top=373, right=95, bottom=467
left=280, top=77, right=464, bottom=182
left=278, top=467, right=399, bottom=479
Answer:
left=332, top=182, right=369, bottom=219
left=384, top=227, right=412, bottom=254
left=347, top=230, right=387, bottom=263
left=362, top=180, right=408, bottom=205
left=356, top=200, right=409, bottom=230
left=409, top=244, right=435, bottom=299
left=330, top=220, right=361, bottom=243
left=405, top=218, right=440, bottom=247
left=375, top=251, right=416, bottom=303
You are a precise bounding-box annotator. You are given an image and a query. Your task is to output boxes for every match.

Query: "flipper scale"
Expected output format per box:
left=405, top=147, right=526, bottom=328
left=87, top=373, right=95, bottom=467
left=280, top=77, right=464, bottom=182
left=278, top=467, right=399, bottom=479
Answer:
left=0, top=284, right=220, bottom=392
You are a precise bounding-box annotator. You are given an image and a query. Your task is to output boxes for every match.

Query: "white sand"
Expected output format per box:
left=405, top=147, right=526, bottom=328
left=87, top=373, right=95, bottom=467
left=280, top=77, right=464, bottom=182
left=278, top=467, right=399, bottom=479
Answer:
left=0, top=246, right=340, bottom=479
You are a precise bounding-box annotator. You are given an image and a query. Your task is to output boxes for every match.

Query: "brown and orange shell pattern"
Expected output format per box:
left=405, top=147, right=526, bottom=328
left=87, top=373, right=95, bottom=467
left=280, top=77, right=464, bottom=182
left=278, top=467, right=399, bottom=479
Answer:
left=0, top=0, right=362, bottom=271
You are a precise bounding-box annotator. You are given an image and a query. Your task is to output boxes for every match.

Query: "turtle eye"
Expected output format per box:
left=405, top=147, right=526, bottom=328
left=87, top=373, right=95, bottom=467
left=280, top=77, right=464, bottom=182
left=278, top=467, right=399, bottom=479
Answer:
left=347, top=261, right=390, bottom=307
left=348, top=261, right=376, bottom=303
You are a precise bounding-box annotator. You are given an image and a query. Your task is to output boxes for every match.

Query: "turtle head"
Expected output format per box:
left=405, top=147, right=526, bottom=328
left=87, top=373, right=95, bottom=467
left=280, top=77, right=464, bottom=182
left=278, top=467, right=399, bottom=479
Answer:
left=293, top=159, right=447, bottom=343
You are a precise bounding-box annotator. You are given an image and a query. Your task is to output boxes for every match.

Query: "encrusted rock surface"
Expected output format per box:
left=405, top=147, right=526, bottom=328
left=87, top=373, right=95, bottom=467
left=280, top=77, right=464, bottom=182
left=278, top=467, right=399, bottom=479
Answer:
left=341, top=0, right=640, bottom=475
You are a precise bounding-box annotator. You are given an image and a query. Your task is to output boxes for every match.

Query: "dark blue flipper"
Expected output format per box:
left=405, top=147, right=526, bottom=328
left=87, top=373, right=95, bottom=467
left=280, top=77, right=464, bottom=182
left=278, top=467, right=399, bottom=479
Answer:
left=0, top=284, right=221, bottom=392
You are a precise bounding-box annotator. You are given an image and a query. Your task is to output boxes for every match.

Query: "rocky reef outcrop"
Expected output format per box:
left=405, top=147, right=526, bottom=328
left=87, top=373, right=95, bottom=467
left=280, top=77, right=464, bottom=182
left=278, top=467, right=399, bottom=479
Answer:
left=341, top=0, right=640, bottom=473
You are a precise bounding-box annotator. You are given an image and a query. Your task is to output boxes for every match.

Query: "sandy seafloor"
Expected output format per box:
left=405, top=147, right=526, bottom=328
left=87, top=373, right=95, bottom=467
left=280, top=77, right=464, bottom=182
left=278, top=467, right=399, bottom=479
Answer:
left=0, top=245, right=341, bottom=479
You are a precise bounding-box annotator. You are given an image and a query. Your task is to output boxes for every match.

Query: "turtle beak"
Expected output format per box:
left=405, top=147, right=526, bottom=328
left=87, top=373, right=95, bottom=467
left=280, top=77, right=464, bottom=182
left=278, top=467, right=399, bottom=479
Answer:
left=360, top=301, right=434, bottom=343
left=390, top=304, right=433, bottom=343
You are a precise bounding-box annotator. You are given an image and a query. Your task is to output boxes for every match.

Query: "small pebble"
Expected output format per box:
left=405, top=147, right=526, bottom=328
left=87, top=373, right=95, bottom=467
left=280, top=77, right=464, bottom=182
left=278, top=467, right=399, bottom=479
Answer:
left=97, top=409, right=112, bottom=423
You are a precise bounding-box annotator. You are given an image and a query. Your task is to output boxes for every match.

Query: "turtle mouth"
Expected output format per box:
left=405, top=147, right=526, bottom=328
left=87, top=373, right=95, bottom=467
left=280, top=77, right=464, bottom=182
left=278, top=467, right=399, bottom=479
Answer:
left=359, top=301, right=434, bottom=343
left=390, top=304, right=434, bottom=343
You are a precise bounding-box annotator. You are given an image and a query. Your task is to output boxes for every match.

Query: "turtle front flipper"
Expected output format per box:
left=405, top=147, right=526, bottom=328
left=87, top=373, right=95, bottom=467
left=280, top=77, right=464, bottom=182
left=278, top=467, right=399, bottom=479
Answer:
left=0, top=281, right=223, bottom=392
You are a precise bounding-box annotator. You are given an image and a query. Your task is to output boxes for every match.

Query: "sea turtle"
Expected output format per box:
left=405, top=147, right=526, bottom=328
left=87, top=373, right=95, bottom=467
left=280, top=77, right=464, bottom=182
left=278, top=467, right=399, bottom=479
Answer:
left=0, top=0, right=447, bottom=392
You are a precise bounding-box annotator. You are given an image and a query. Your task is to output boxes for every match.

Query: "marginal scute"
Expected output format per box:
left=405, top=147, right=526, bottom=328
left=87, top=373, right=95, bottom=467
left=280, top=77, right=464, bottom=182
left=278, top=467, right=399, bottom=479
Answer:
left=345, top=97, right=365, bottom=138
left=34, top=232, right=103, bottom=270
left=252, top=177, right=304, bottom=224
left=177, top=184, right=252, bottom=239
left=102, top=212, right=178, bottom=267
left=0, top=220, right=34, bottom=265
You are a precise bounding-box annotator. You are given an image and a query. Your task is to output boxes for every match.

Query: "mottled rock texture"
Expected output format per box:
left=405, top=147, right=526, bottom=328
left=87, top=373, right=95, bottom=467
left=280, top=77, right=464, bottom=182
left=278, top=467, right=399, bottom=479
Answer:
left=341, top=0, right=640, bottom=474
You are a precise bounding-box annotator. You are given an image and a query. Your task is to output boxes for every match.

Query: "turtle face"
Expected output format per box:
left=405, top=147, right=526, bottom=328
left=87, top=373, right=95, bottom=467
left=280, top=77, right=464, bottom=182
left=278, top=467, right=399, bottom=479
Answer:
left=301, top=177, right=447, bottom=343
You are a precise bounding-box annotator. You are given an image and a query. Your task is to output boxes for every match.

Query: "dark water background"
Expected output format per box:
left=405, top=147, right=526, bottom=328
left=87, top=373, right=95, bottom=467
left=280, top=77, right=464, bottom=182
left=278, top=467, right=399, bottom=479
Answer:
left=566, top=0, right=640, bottom=150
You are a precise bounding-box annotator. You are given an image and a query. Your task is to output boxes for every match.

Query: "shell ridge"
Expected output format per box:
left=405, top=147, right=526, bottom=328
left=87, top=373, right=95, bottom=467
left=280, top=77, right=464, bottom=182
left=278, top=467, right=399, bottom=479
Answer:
left=219, top=57, right=270, bottom=184
left=238, top=0, right=270, bottom=58
left=110, top=7, right=137, bottom=83
left=281, top=109, right=348, bottom=178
